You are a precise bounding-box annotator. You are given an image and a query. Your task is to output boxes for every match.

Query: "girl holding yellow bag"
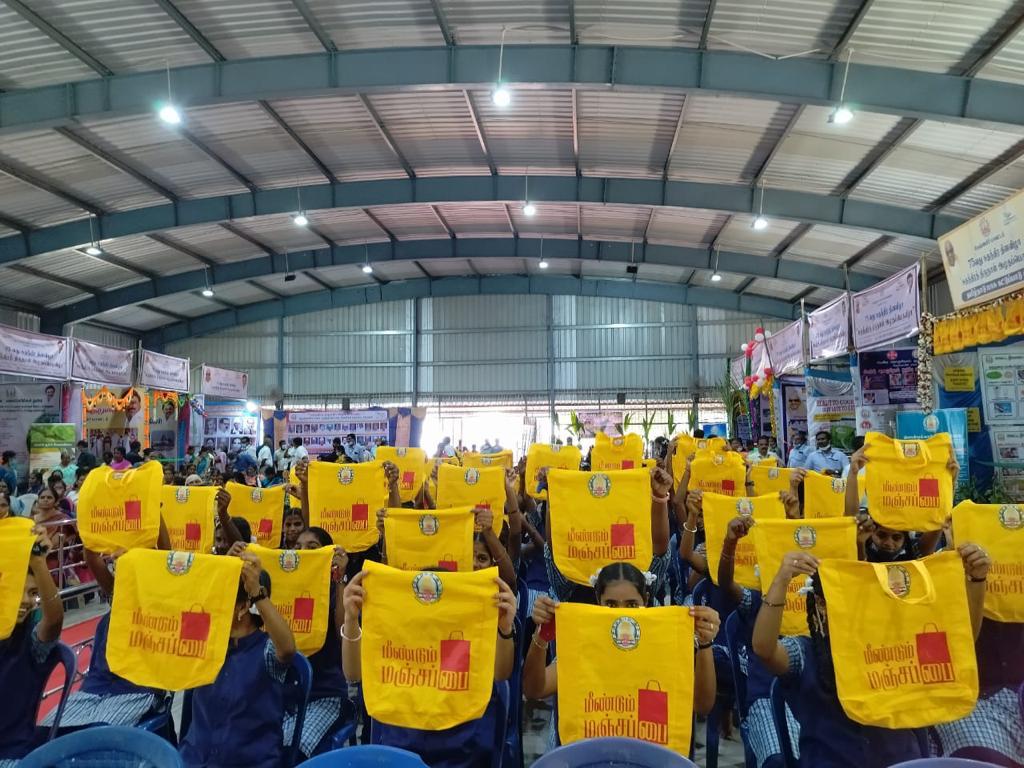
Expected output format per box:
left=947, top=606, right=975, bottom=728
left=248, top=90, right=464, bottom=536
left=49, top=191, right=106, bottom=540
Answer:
left=752, top=543, right=990, bottom=768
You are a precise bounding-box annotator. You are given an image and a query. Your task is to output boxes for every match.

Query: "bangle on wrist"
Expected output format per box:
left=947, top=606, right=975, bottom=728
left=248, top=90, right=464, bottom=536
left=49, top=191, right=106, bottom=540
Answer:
left=761, top=598, right=785, bottom=608
left=498, top=625, right=515, bottom=640
left=652, top=493, right=670, bottom=504
left=341, top=624, right=362, bottom=642
left=531, top=635, right=548, bottom=651
left=696, top=641, right=713, bottom=650
left=682, top=521, right=698, bottom=534
left=968, top=575, right=987, bottom=583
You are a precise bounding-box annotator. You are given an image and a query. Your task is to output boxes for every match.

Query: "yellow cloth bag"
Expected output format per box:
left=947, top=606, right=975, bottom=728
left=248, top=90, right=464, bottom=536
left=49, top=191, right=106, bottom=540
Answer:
left=592, top=432, right=644, bottom=470
left=436, top=464, right=505, bottom=536
left=863, top=432, right=954, bottom=531
left=108, top=549, right=242, bottom=690
left=376, top=447, right=428, bottom=504
left=248, top=543, right=333, bottom=655
left=750, top=465, right=793, bottom=497
left=463, top=451, right=514, bottom=470
left=384, top=507, right=476, bottom=572
left=748, top=455, right=778, bottom=467
left=361, top=561, right=498, bottom=730
left=819, top=552, right=979, bottom=728
left=751, top=518, right=857, bottom=636
left=161, top=486, right=217, bottom=554
left=308, top=461, right=388, bottom=552
left=702, top=492, right=785, bottom=589
left=952, top=501, right=1024, bottom=622
left=548, top=469, right=652, bottom=586
left=77, top=462, right=162, bottom=553
left=803, top=471, right=848, bottom=519
left=556, top=603, right=694, bottom=752
left=0, top=517, right=35, bottom=640
left=690, top=451, right=746, bottom=497
left=1003, top=296, right=1024, bottom=336
left=226, top=482, right=285, bottom=549
left=525, top=443, right=582, bottom=499
left=695, top=437, right=727, bottom=453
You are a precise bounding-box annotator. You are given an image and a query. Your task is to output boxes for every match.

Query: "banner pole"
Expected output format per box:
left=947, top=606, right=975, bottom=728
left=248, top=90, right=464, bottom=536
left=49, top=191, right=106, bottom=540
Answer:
left=920, top=256, right=929, bottom=315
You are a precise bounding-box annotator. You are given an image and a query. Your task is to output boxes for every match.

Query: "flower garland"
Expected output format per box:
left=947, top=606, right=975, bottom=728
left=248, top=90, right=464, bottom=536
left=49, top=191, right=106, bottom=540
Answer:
left=740, top=326, right=779, bottom=438
left=151, top=390, right=186, bottom=407
left=917, top=312, right=935, bottom=414
left=82, top=386, right=137, bottom=411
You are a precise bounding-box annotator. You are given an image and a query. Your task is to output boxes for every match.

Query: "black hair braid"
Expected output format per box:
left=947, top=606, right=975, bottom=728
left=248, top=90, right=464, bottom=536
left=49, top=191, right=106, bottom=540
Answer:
left=594, top=562, right=651, bottom=605
left=806, top=571, right=837, bottom=695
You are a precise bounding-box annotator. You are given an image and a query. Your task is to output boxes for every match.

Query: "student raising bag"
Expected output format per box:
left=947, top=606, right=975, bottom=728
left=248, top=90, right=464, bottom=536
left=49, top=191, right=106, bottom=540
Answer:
left=751, top=517, right=857, bottom=636
left=77, top=462, right=163, bottom=553
left=375, top=447, right=428, bottom=504
left=592, top=432, right=644, bottom=471
left=161, top=486, right=218, bottom=554
left=0, top=517, right=35, bottom=640
left=749, top=465, right=794, bottom=497
left=108, top=549, right=243, bottom=690
left=701, top=492, right=786, bottom=589
left=248, top=543, right=333, bottom=655
left=384, top=507, right=476, bottom=572
left=547, top=469, right=652, bottom=586
left=863, top=432, right=954, bottom=531
left=463, top=451, right=514, bottom=470
left=435, top=464, right=505, bottom=536
left=819, top=552, right=979, bottom=728
left=525, top=443, right=582, bottom=499
left=802, top=471, right=848, bottom=519
left=307, top=461, right=388, bottom=552
left=952, top=501, right=1024, bottom=622
left=690, top=451, right=746, bottom=497
left=360, top=561, right=498, bottom=730
left=226, top=482, right=286, bottom=549
left=556, top=603, right=694, bottom=752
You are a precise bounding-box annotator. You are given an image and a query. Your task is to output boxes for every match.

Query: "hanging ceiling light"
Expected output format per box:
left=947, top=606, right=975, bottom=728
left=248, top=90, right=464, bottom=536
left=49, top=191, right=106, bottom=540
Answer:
left=492, top=28, right=511, bottom=107
left=157, top=63, right=182, bottom=125
left=710, top=244, right=723, bottom=280
left=85, top=244, right=102, bottom=257
left=201, top=287, right=215, bottom=297
left=292, top=213, right=308, bottom=227
left=828, top=49, right=855, bottom=126
left=361, top=245, right=373, bottom=274
left=751, top=179, right=769, bottom=231
left=538, top=238, right=548, bottom=268
left=83, top=216, right=102, bottom=256
left=361, top=263, right=374, bottom=274
left=523, top=202, right=537, bottom=216
left=522, top=168, right=536, bottom=216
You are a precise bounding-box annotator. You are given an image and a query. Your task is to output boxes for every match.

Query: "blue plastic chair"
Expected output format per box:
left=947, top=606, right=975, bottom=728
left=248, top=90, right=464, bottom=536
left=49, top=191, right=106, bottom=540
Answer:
left=769, top=678, right=799, bottom=768
left=43, top=642, right=78, bottom=740
left=890, top=760, right=1002, bottom=767
left=19, top=725, right=182, bottom=768
left=301, top=744, right=428, bottom=766
left=533, top=737, right=698, bottom=767
left=723, top=612, right=757, bottom=768
left=284, top=652, right=313, bottom=768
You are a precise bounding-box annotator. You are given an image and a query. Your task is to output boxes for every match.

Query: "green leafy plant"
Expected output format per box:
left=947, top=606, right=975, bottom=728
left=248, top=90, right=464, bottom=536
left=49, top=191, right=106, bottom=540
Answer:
left=615, top=414, right=633, bottom=436
left=640, top=413, right=656, bottom=443
left=568, top=411, right=585, bottom=441
left=716, top=365, right=747, bottom=438
left=665, top=411, right=677, bottom=438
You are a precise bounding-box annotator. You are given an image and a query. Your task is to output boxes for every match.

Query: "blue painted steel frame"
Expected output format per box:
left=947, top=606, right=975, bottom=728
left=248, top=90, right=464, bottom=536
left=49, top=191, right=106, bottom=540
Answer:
left=2, top=46, right=1023, bottom=135
left=135, top=275, right=801, bottom=349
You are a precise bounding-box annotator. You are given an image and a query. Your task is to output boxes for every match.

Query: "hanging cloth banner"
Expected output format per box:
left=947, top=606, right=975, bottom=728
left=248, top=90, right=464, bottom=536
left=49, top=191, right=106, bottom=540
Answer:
left=248, top=543, right=333, bottom=655
left=556, top=603, right=694, bottom=752
left=851, top=263, right=920, bottom=350
left=592, top=432, right=644, bottom=470
left=765, top=319, right=805, bottom=376
left=808, top=294, right=850, bottom=361
left=376, top=446, right=428, bottom=504
left=360, top=561, right=499, bottom=730
left=819, top=552, right=979, bottom=728
left=462, top=451, right=514, bottom=470
left=752, top=517, right=858, bottom=636
left=548, top=469, right=652, bottom=586
left=952, top=501, right=1024, bottom=622
left=71, top=339, right=135, bottom=386
left=863, top=432, right=955, bottom=532
left=802, top=471, right=848, bottom=519
left=0, top=517, right=35, bottom=640
left=307, top=461, right=388, bottom=552
left=139, top=349, right=190, bottom=392
left=225, top=482, right=286, bottom=549
left=77, top=462, right=163, bottom=553
left=0, top=324, right=69, bottom=380
left=749, top=465, right=794, bottom=496
left=525, top=443, right=582, bottom=499
left=161, top=486, right=218, bottom=554
left=701, top=492, right=786, bottom=589
left=435, top=464, right=505, bottom=536
left=199, top=364, right=249, bottom=400
left=689, top=451, right=746, bottom=497
left=107, top=549, right=243, bottom=691
left=384, top=507, right=476, bottom=572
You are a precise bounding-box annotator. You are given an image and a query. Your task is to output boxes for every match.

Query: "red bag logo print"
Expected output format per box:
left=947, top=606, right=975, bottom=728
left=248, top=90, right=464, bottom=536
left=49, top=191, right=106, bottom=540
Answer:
left=637, top=681, right=669, bottom=745
left=401, top=470, right=416, bottom=490
left=918, top=476, right=940, bottom=509
left=184, top=522, right=201, bottom=546
left=124, top=498, right=142, bottom=530
left=438, top=632, right=471, bottom=691
left=610, top=519, right=636, bottom=559
left=351, top=502, right=369, bottom=526
left=721, top=478, right=736, bottom=494
left=257, top=518, right=273, bottom=538
left=179, top=606, right=211, bottom=658
left=437, top=553, right=458, bottom=572
left=621, top=460, right=635, bottom=469
left=292, top=593, right=314, bottom=634
left=916, top=623, right=955, bottom=684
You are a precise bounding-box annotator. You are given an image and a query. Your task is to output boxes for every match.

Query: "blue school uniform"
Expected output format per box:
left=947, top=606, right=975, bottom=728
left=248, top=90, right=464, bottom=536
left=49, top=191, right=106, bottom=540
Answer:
left=179, top=631, right=288, bottom=768
left=0, top=620, right=56, bottom=761
left=781, top=635, right=926, bottom=768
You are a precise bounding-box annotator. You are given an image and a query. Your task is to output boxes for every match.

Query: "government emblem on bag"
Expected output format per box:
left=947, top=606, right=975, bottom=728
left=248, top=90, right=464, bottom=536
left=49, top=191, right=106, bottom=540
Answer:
left=923, top=414, right=939, bottom=432
left=831, top=478, right=846, bottom=493
left=768, top=468, right=780, bottom=479
left=713, top=454, right=724, bottom=465
left=337, top=467, right=354, bottom=485
left=588, top=473, right=611, bottom=498
left=166, top=551, right=195, bottom=576
left=250, top=488, right=263, bottom=503
left=279, top=550, right=300, bottom=573
left=887, top=565, right=911, bottom=598
left=419, top=514, right=439, bottom=536
left=735, top=498, right=754, bottom=517
left=794, top=526, right=817, bottom=549
left=901, top=441, right=920, bottom=459
left=412, top=572, right=443, bottom=604
left=998, top=504, right=1023, bottom=530
left=610, top=616, right=641, bottom=651
left=396, top=448, right=407, bottom=457
left=175, top=488, right=189, bottom=503
left=464, top=468, right=480, bottom=486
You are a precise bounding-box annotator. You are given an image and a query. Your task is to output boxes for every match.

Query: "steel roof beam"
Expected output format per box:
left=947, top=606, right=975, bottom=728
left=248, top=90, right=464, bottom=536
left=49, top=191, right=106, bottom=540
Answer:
left=464, top=91, right=497, bottom=176
left=54, top=126, right=178, bottom=201
left=836, top=118, right=921, bottom=196
left=2, top=0, right=114, bottom=76
left=152, top=0, right=226, bottom=61
left=430, top=205, right=455, bottom=238
left=734, top=276, right=755, bottom=293
left=571, top=88, right=581, bottom=177
left=828, top=0, right=877, bottom=60
left=82, top=249, right=159, bottom=279
left=303, top=270, right=333, bottom=290
left=136, top=274, right=800, bottom=348
left=256, top=101, right=338, bottom=184
left=753, top=105, right=804, bottom=186
left=568, top=0, right=577, bottom=44
left=147, top=233, right=216, bottom=268
left=176, top=127, right=257, bottom=193
left=8, top=263, right=96, bottom=295
left=249, top=279, right=285, bottom=299
left=961, top=8, right=1024, bottom=77
left=843, top=234, right=893, bottom=267
left=0, top=212, right=30, bottom=233
left=220, top=223, right=277, bottom=256
left=0, top=159, right=103, bottom=216
left=929, top=137, right=1024, bottom=211
left=362, top=209, right=396, bottom=241
left=41, top=235, right=879, bottom=332
left=6, top=46, right=1024, bottom=136
left=699, top=0, right=718, bottom=49
left=138, top=303, right=189, bottom=321
left=790, top=285, right=818, bottom=303
left=289, top=0, right=337, bottom=53
left=358, top=95, right=415, bottom=179
left=428, top=0, right=455, bottom=46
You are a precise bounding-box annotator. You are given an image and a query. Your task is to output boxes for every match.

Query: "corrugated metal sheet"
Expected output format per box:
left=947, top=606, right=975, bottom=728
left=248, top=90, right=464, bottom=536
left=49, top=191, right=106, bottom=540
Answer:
left=423, top=294, right=545, bottom=330
left=436, top=203, right=513, bottom=237
left=785, top=224, right=881, bottom=267
left=0, top=4, right=94, bottom=89
left=578, top=91, right=684, bottom=178
left=575, top=0, right=710, bottom=46
left=510, top=203, right=579, bottom=237
left=364, top=204, right=450, bottom=239
left=229, top=214, right=330, bottom=252
left=716, top=214, right=803, bottom=257
left=470, top=89, right=576, bottom=175
left=304, top=0, right=443, bottom=49
left=580, top=205, right=650, bottom=241
left=709, top=0, right=862, bottom=57
left=305, top=210, right=392, bottom=244
left=71, top=323, right=137, bottom=348
left=981, top=26, right=1024, bottom=83
left=0, top=310, right=41, bottom=331
left=172, top=0, right=323, bottom=59
left=0, top=172, right=84, bottom=228
left=943, top=160, right=1024, bottom=218
left=91, top=304, right=171, bottom=331
left=443, top=0, right=570, bottom=44
left=144, top=292, right=221, bottom=317
left=289, top=301, right=412, bottom=333
left=102, top=235, right=203, bottom=276
left=30, top=248, right=144, bottom=288
left=0, top=268, right=88, bottom=307
left=647, top=208, right=728, bottom=247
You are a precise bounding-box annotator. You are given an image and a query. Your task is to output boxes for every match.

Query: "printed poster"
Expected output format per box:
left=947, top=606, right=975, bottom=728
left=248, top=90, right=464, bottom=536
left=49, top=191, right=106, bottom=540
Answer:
left=83, top=387, right=148, bottom=457
left=808, top=294, right=850, bottom=361
left=71, top=339, right=134, bottom=386
left=805, top=375, right=857, bottom=450
left=989, top=426, right=1024, bottom=501
left=856, top=406, right=898, bottom=437
left=0, top=324, right=69, bottom=380
left=781, top=381, right=807, bottom=446
left=577, top=411, right=625, bottom=438
left=139, top=350, right=190, bottom=392
left=937, top=188, right=1024, bottom=309
left=851, top=263, right=920, bottom=350
left=0, top=383, right=63, bottom=482
left=150, top=395, right=180, bottom=457
left=201, top=400, right=261, bottom=455
left=28, top=423, right=76, bottom=480
left=285, top=409, right=388, bottom=457
left=199, top=364, right=249, bottom=400
left=896, top=409, right=970, bottom=488
left=765, top=319, right=805, bottom=376
left=978, top=345, right=1024, bottom=424
left=858, top=348, right=919, bottom=407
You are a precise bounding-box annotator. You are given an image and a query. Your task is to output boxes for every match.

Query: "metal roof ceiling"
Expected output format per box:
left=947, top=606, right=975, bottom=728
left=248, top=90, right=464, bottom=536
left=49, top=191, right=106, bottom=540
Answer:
left=1, top=0, right=1023, bottom=341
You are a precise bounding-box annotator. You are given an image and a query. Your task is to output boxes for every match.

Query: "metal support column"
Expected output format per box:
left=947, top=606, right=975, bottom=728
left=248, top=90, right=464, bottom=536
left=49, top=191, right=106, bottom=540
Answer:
left=412, top=297, right=421, bottom=407
left=546, top=294, right=556, bottom=440
left=277, top=316, right=285, bottom=401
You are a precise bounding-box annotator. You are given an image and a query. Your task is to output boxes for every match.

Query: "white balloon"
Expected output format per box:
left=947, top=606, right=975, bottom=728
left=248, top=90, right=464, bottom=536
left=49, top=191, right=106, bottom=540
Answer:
left=740, top=343, right=749, bottom=352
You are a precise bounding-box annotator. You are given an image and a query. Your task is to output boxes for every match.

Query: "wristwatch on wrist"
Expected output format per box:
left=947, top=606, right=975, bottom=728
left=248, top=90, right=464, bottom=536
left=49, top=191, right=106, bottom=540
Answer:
left=248, top=586, right=269, bottom=603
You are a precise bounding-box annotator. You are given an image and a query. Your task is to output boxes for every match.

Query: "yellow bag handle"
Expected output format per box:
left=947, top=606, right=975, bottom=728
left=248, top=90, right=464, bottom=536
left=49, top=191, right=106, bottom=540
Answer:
left=105, top=467, right=137, bottom=487
left=889, top=437, right=932, bottom=469
left=871, top=559, right=936, bottom=605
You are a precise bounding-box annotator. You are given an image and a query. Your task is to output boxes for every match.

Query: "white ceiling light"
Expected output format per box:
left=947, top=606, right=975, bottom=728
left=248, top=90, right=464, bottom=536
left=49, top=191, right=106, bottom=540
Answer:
left=711, top=272, right=722, bottom=282
left=292, top=212, right=308, bottom=227
left=751, top=179, right=769, bottom=231
left=492, top=27, right=511, bottom=108
left=158, top=104, right=182, bottom=125
left=538, top=237, right=548, bottom=268
left=85, top=245, right=102, bottom=257
left=362, top=263, right=374, bottom=274
left=245, top=401, right=258, bottom=413
left=828, top=49, right=855, bottom=126
left=201, top=287, right=215, bottom=297
left=523, top=202, right=537, bottom=217
left=83, top=216, right=103, bottom=256
left=538, top=259, right=549, bottom=269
